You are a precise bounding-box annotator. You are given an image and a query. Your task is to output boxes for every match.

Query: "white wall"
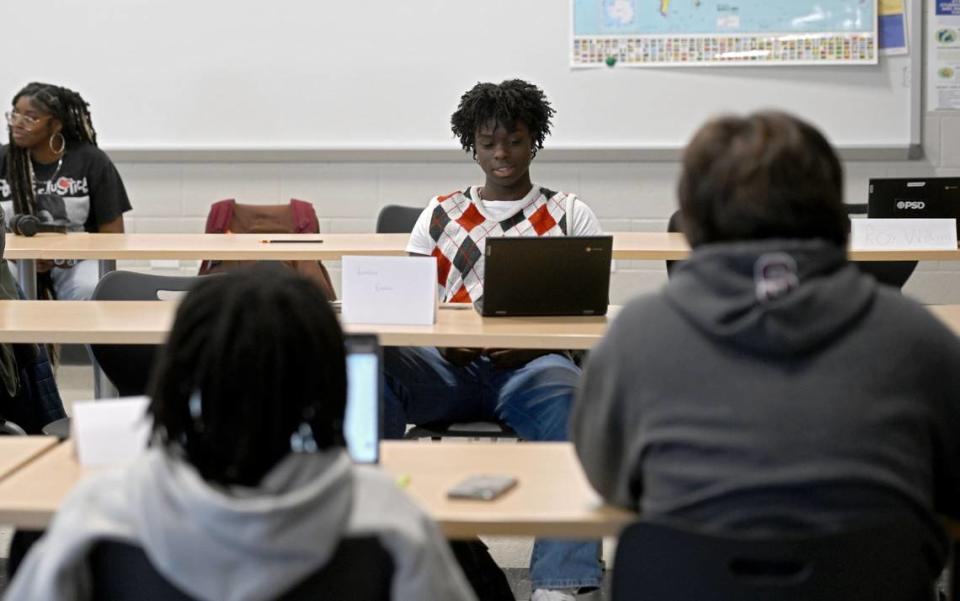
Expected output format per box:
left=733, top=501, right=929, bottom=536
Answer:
left=114, top=111, right=960, bottom=306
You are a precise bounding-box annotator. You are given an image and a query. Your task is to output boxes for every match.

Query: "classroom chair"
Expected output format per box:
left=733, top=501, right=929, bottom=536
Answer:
left=611, top=519, right=935, bottom=601
left=40, top=417, right=69, bottom=439
left=374, top=205, right=517, bottom=441
left=665, top=210, right=684, bottom=277
left=0, top=419, right=26, bottom=435
left=664, top=208, right=918, bottom=289
left=89, top=538, right=394, bottom=600
left=199, top=199, right=336, bottom=300
left=89, top=271, right=204, bottom=397
left=374, top=205, right=422, bottom=234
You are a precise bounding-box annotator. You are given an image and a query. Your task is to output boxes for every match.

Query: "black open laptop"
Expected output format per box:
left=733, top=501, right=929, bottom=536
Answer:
left=868, top=178, right=960, bottom=236
left=476, top=236, right=613, bottom=317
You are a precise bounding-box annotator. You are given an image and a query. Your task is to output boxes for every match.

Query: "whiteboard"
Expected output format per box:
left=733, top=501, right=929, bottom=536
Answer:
left=0, top=0, right=921, bottom=159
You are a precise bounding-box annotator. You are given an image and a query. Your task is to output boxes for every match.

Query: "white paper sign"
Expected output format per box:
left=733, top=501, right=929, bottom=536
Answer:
left=72, top=396, right=151, bottom=467
left=850, top=218, right=958, bottom=250
left=341, top=256, right=437, bottom=325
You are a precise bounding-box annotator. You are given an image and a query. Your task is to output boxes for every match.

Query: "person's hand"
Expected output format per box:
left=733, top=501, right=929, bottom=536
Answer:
left=35, top=260, right=53, bottom=274
left=439, top=347, right=482, bottom=367
left=484, top=349, right=553, bottom=369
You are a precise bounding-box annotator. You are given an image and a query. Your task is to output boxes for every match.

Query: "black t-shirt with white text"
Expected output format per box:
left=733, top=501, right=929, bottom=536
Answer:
left=0, top=142, right=132, bottom=232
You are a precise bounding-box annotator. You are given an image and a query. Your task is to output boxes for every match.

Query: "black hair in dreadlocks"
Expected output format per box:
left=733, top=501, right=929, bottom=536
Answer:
left=450, top=79, right=555, bottom=154
left=7, top=82, right=98, bottom=216
left=147, top=265, right=347, bottom=487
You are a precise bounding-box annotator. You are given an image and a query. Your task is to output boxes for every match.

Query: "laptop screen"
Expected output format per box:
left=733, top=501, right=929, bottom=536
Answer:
left=868, top=178, right=960, bottom=232
left=480, top=236, right=613, bottom=317
left=343, top=334, right=382, bottom=464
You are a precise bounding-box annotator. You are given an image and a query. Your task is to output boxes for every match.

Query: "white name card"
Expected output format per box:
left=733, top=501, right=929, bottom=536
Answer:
left=73, top=396, right=151, bottom=467
left=850, top=219, right=957, bottom=250
left=341, top=256, right=437, bottom=325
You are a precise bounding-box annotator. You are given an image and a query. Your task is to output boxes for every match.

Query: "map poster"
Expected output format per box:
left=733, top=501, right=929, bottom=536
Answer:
left=928, top=0, right=960, bottom=110
left=571, top=0, right=879, bottom=67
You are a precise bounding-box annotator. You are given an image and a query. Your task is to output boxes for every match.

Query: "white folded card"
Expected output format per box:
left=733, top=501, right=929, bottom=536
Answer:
left=850, top=219, right=958, bottom=250
left=72, top=396, right=151, bottom=467
left=341, top=256, right=438, bottom=325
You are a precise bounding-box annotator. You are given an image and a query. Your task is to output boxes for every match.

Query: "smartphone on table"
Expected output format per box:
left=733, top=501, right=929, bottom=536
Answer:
left=447, top=474, right=518, bottom=501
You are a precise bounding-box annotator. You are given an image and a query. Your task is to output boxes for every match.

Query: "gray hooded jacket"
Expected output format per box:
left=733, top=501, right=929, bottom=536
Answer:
left=5, top=447, right=476, bottom=601
left=573, top=239, right=960, bottom=571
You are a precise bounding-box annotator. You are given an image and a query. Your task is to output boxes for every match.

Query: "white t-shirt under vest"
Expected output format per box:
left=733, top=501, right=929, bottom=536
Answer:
left=406, top=184, right=602, bottom=303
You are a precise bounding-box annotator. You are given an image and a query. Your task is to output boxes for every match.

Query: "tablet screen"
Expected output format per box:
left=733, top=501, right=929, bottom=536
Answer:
left=343, top=335, right=381, bottom=463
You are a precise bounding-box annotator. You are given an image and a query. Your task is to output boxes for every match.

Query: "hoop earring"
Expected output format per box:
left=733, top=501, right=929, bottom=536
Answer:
left=49, top=132, right=66, bottom=156
left=472, top=150, right=478, bottom=162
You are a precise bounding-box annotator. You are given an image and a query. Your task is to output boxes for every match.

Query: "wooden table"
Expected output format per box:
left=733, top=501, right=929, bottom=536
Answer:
left=2, top=299, right=960, bottom=346
left=6, top=231, right=960, bottom=262
left=3, top=233, right=409, bottom=262
left=0, top=300, right=615, bottom=347
left=8, top=231, right=958, bottom=298
left=0, top=437, right=58, bottom=483
left=0, top=442, right=80, bottom=529
left=0, top=441, right=635, bottom=537
left=928, top=305, right=960, bottom=337
left=380, top=441, right=633, bottom=538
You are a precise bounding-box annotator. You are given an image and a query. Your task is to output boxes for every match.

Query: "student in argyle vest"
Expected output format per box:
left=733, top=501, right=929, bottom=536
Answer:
left=384, top=80, right=603, bottom=601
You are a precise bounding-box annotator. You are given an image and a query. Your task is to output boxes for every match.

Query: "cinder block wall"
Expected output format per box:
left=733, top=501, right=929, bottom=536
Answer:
left=114, top=113, right=960, bottom=306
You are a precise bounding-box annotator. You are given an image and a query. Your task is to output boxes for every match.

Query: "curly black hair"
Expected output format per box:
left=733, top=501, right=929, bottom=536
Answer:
left=7, top=83, right=98, bottom=216
left=148, top=265, right=347, bottom=487
left=451, top=79, right=555, bottom=154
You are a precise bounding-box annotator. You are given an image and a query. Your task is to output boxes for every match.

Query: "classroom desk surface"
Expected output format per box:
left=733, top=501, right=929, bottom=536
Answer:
left=5, top=231, right=959, bottom=261
left=0, top=301, right=616, bottom=348
left=0, top=441, right=954, bottom=542
left=1, top=299, right=959, bottom=347
left=0, top=437, right=58, bottom=483
left=3, top=299, right=960, bottom=346
left=2, top=298, right=960, bottom=346
left=381, top=441, right=634, bottom=538
left=928, top=305, right=960, bottom=336
left=3, top=232, right=410, bottom=261
left=0, top=441, right=635, bottom=537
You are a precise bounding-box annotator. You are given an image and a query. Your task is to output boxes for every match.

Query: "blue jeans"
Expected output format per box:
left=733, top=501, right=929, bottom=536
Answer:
left=6, top=259, right=99, bottom=300
left=384, top=346, right=602, bottom=589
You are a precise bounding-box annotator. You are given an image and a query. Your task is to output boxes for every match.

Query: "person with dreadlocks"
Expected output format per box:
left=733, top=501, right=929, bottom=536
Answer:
left=1, top=82, right=131, bottom=300
left=384, top=79, right=603, bottom=601
left=7, top=265, right=476, bottom=601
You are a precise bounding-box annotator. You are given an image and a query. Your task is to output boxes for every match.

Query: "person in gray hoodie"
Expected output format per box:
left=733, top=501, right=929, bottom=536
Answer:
left=572, top=111, right=960, bottom=580
left=6, top=266, right=476, bottom=601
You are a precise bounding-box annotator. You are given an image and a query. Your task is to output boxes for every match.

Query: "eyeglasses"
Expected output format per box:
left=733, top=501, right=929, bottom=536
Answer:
left=4, top=111, right=49, bottom=130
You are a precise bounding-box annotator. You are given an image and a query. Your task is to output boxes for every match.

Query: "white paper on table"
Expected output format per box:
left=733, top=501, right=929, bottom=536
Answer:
left=341, top=256, right=438, bottom=325
left=72, top=396, right=151, bottom=467
left=850, top=218, right=957, bottom=250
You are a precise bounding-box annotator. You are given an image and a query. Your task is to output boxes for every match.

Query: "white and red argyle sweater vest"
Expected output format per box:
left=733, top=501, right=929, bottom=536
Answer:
left=427, top=187, right=571, bottom=303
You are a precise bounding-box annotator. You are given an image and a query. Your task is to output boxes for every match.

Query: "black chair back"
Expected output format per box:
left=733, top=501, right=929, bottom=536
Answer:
left=90, top=537, right=394, bottom=601
left=375, top=205, right=422, bottom=234
left=665, top=210, right=684, bottom=277
left=0, top=419, right=26, bottom=435
left=89, top=271, right=203, bottom=396
left=611, top=520, right=934, bottom=601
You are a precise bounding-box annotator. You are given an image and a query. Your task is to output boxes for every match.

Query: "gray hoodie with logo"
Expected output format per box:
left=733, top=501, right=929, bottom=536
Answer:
left=573, top=239, right=960, bottom=572
left=5, top=447, right=476, bottom=601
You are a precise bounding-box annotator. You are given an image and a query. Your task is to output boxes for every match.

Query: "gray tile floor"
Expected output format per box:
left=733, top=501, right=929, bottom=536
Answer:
left=1, top=363, right=615, bottom=600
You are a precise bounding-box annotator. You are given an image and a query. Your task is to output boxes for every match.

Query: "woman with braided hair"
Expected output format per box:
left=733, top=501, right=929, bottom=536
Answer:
left=1, top=82, right=131, bottom=299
